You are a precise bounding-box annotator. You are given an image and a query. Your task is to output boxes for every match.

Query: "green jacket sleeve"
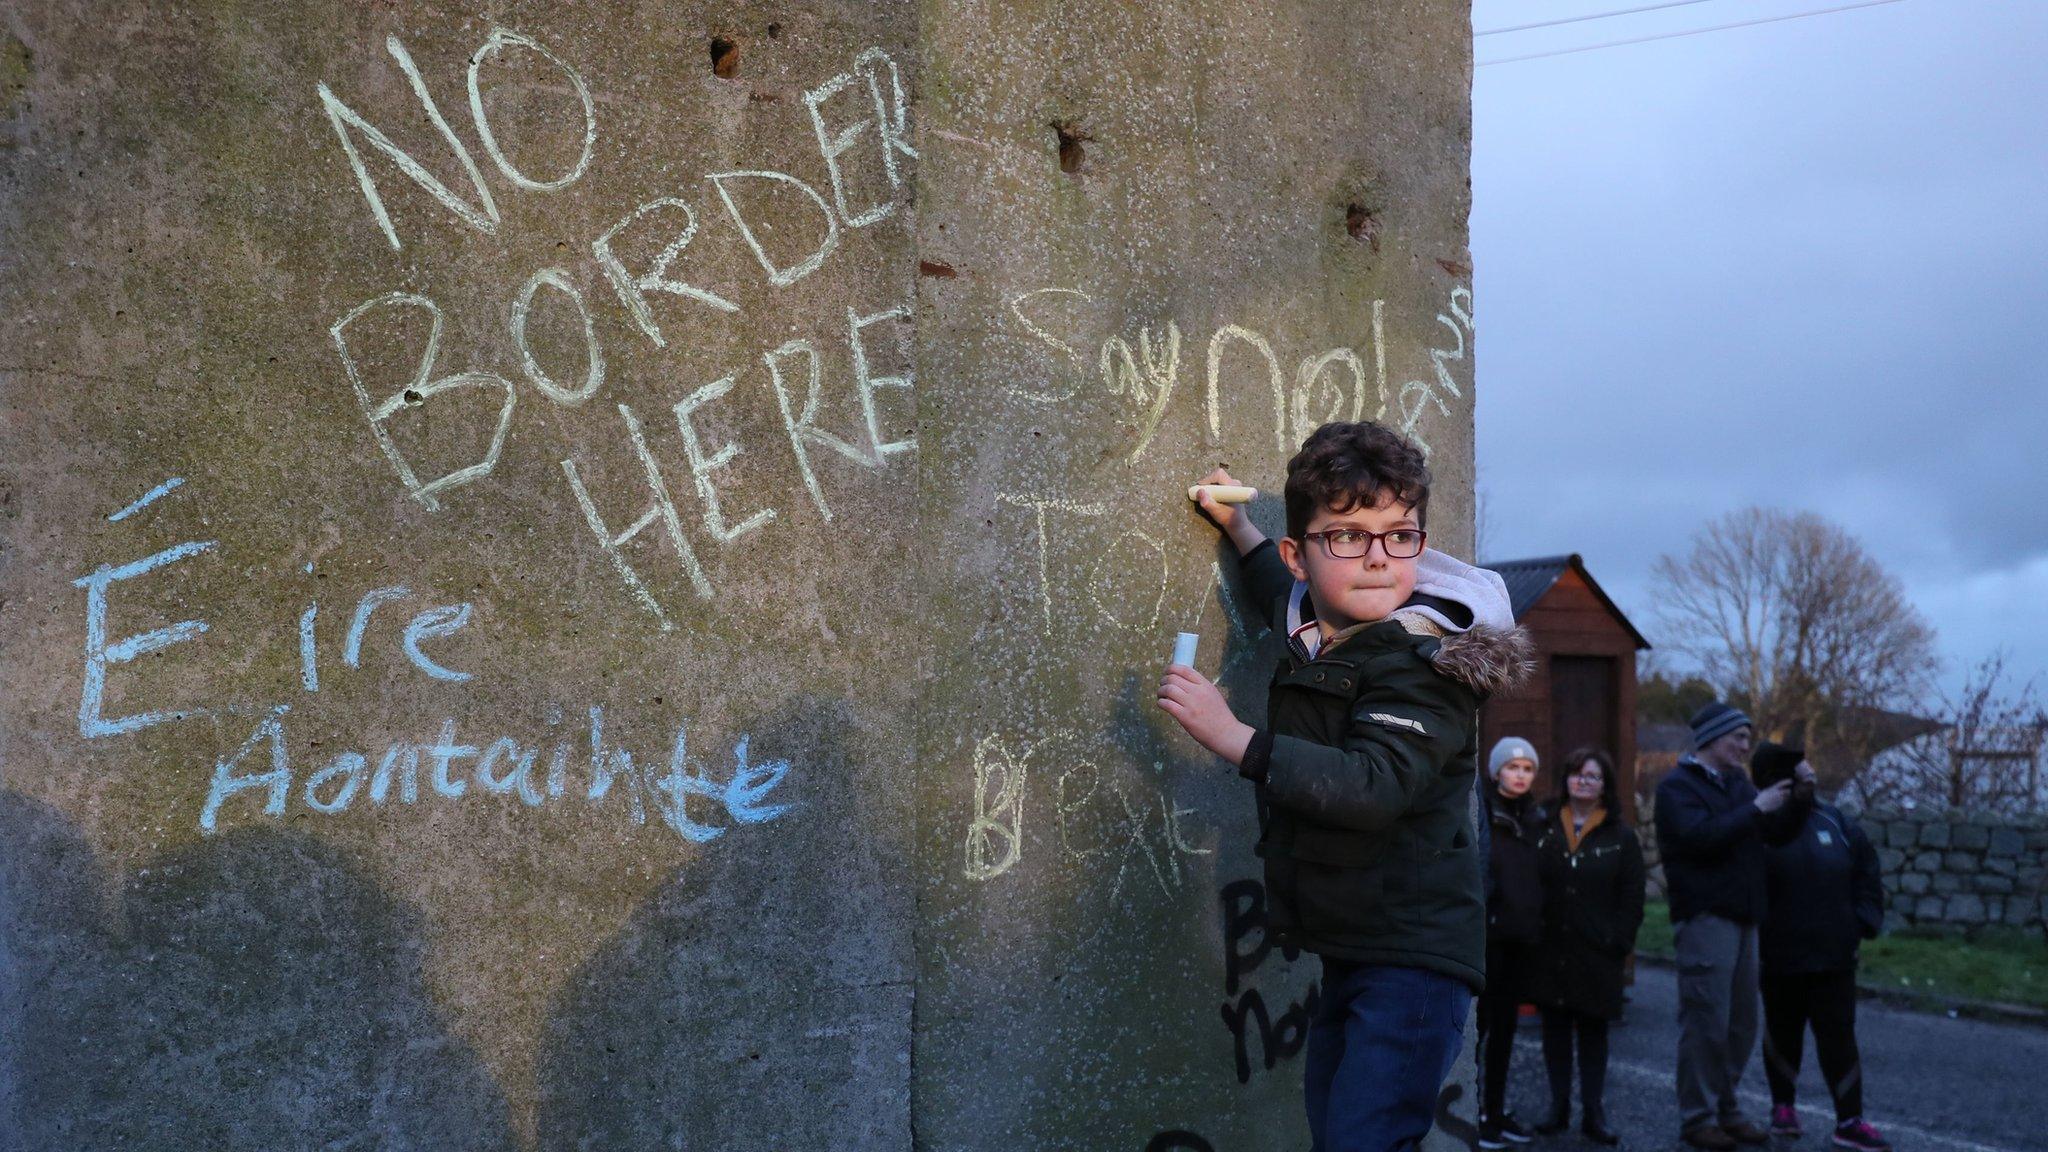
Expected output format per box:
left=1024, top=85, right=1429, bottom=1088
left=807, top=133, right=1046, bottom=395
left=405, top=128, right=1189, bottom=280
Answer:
left=1237, top=539, right=1299, bottom=635
left=1253, top=670, right=1473, bottom=832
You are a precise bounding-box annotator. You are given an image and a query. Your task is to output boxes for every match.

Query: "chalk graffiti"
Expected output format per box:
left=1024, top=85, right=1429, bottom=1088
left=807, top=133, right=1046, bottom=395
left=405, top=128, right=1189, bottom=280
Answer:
left=1001, top=297, right=1388, bottom=460
left=999, top=284, right=1474, bottom=465
left=1396, top=287, right=1474, bottom=458
left=803, top=48, right=917, bottom=229
left=199, top=703, right=793, bottom=842
left=964, top=736, right=1028, bottom=881
left=329, top=292, right=518, bottom=511
left=960, top=727, right=1213, bottom=892
left=1218, top=878, right=1318, bottom=1085
left=1055, top=757, right=1212, bottom=900
left=105, top=476, right=184, bottom=522
left=465, top=27, right=596, bottom=193
left=315, top=31, right=921, bottom=632
left=317, top=34, right=502, bottom=250
left=72, top=514, right=791, bottom=843
left=73, top=539, right=218, bottom=738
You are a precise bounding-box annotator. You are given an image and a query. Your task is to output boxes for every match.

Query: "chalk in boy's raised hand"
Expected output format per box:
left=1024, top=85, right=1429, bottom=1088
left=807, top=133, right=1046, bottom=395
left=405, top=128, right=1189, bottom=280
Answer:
left=1187, top=466, right=1270, bottom=557
left=1158, top=654, right=1253, bottom=765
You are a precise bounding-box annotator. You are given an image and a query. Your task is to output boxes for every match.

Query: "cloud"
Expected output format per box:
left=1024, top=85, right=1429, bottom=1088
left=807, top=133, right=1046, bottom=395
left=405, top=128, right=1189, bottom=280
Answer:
left=1471, top=2, right=2048, bottom=695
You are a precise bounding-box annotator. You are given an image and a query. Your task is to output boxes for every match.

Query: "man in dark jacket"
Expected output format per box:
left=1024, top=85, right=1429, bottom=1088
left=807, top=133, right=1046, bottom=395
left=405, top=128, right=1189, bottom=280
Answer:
left=1756, top=750, right=1890, bottom=1152
left=1653, top=703, right=1798, bottom=1150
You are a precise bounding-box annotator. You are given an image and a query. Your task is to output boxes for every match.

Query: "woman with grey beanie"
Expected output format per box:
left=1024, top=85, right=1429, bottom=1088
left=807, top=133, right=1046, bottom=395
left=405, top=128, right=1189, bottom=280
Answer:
left=1478, top=737, right=1546, bottom=1149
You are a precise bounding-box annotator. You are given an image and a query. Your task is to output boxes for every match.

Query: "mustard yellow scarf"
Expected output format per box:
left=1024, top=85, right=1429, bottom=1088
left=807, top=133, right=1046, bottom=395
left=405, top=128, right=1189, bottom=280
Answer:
left=1560, top=805, right=1607, bottom=855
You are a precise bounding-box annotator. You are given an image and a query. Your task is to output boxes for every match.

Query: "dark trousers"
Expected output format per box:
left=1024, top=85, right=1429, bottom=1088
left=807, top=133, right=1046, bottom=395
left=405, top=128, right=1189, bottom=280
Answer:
left=1306, top=960, right=1472, bottom=1152
left=1760, top=968, right=1864, bottom=1123
left=1540, top=1008, right=1611, bottom=1125
left=1476, top=942, right=1532, bottom=1120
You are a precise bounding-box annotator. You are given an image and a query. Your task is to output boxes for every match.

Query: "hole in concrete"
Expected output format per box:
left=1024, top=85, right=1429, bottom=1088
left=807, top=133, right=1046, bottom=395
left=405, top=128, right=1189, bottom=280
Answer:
left=766, top=22, right=782, bottom=39
left=402, top=389, right=425, bottom=406
left=1345, top=204, right=1380, bottom=250
left=710, top=36, right=741, bottom=79
left=1052, top=121, right=1090, bottom=174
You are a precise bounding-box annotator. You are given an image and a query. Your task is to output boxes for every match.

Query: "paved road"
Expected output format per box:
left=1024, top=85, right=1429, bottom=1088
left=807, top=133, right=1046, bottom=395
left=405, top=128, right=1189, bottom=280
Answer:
left=1488, top=963, right=2046, bottom=1152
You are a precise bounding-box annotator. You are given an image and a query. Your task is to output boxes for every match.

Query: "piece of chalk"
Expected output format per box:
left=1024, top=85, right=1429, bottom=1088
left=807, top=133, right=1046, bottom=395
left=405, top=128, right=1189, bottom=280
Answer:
left=1171, top=632, right=1199, bottom=668
left=1188, top=484, right=1257, bottom=504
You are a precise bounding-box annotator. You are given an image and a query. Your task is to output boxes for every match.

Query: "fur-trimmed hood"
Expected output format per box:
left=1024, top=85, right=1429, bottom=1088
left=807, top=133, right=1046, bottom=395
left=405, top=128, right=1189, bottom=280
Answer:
left=1431, top=622, right=1536, bottom=697
left=1282, top=548, right=1537, bottom=693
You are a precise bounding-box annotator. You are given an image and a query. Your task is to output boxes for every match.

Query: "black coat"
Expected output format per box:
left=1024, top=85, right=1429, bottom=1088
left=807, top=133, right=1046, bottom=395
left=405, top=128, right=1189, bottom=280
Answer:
left=1235, top=543, right=1533, bottom=993
left=1529, top=809, right=1645, bottom=1020
left=1485, top=788, right=1545, bottom=944
left=1654, top=757, right=1800, bottom=924
left=1761, top=803, right=1884, bottom=974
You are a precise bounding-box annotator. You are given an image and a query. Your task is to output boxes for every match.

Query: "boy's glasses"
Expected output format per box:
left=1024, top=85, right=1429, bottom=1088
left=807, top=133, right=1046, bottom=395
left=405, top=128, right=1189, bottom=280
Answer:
left=1300, top=528, right=1427, bottom=559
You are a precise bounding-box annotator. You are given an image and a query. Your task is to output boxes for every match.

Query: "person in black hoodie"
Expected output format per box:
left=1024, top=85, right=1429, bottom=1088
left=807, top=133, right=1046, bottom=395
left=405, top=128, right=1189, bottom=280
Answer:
left=1752, top=743, right=1891, bottom=1152
left=1478, top=737, right=1546, bottom=1149
left=1529, top=747, right=1644, bottom=1147
left=1654, top=703, right=1802, bottom=1150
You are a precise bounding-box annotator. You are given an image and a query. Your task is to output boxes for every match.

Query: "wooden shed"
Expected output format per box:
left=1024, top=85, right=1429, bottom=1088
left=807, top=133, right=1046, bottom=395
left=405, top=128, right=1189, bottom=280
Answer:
left=1480, top=555, right=1652, bottom=804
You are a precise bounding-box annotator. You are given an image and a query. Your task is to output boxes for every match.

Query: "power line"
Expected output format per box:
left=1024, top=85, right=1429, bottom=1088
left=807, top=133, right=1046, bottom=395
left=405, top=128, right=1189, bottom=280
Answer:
left=1478, top=0, right=1909, bottom=67
left=1478, top=0, right=1723, bottom=38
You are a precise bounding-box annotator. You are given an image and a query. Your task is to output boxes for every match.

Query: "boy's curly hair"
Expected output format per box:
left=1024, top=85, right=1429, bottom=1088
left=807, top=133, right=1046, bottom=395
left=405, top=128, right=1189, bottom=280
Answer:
left=1283, top=421, right=1431, bottom=538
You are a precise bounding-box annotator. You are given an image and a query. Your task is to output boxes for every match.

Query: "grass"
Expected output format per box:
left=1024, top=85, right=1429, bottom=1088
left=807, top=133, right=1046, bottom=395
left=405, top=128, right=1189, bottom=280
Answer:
left=1636, top=900, right=2048, bottom=1013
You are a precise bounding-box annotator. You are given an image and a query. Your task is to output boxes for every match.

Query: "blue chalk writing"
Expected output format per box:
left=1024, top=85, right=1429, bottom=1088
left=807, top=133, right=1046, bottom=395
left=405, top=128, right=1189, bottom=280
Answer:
left=401, top=602, right=474, bottom=681
left=304, top=751, right=367, bottom=813
left=299, top=603, right=320, bottom=691
left=200, top=705, right=291, bottom=832
left=723, top=736, right=793, bottom=824
left=194, top=705, right=796, bottom=843
left=105, top=476, right=184, bottom=522
left=370, top=741, right=420, bottom=804
left=647, top=721, right=725, bottom=843
left=74, top=539, right=218, bottom=739
left=425, top=717, right=476, bottom=798
left=343, top=585, right=410, bottom=667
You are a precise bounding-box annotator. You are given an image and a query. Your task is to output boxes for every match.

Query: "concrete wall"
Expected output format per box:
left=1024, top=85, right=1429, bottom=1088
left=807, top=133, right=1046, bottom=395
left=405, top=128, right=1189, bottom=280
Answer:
left=0, top=3, right=1477, bottom=1148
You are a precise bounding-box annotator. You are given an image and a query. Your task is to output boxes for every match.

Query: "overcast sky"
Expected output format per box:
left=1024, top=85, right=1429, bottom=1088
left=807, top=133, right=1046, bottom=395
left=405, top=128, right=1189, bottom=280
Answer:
left=1471, top=0, right=2047, bottom=704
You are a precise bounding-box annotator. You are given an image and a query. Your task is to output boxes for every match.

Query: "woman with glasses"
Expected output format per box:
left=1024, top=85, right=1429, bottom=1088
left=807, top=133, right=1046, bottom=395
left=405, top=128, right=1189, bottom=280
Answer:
left=1529, top=748, right=1645, bottom=1146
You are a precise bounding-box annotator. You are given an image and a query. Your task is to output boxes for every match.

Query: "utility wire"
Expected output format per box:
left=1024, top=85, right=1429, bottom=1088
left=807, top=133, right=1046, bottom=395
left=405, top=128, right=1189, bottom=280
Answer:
left=1478, top=0, right=1909, bottom=66
left=1478, top=0, right=1723, bottom=37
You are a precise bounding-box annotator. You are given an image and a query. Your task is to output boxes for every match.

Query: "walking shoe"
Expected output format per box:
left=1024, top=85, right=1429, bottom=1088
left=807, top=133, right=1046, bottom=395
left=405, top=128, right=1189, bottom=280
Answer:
left=1682, top=1126, right=1738, bottom=1151
left=1479, top=1119, right=1506, bottom=1150
left=1581, top=1117, right=1621, bottom=1146
left=1831, top=1119, right=1890, bottom=1152
left=1771, top=1105, right=1803, bottom=1138
left=1534, top=1108, right=1570, bottom=1136
left=1721, top=1116, right=1770, bottom=1145
left=1496, top=1112, right=1535, bottom=1144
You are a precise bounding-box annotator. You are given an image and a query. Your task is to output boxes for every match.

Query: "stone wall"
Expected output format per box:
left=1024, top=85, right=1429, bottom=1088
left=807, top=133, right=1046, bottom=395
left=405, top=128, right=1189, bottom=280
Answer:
left=1860, top=811, right=2048, bottom=932
left=1636, top=802, right=2048, bottom=934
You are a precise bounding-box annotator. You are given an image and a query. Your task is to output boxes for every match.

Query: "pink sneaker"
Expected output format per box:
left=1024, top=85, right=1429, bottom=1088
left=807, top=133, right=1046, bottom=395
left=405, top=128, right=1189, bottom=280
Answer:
left=1770, top=1105, right=1802, bottom=1138
left=1832, top=1119, right=1890, bottom=1152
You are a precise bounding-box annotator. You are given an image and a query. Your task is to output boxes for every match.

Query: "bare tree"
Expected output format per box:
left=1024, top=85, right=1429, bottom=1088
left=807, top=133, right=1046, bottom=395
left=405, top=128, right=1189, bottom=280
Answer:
left=1860, top=653, right=2047, bottom=814
left=1650, top=508, right=1939, bottom=781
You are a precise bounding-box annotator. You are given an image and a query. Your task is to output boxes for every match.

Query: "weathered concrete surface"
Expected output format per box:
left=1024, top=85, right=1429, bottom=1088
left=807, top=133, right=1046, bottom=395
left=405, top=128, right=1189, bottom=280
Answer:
left=0, top=2, right=1474, bottom=1148
left=911, top=4, right=1476, bottom=1149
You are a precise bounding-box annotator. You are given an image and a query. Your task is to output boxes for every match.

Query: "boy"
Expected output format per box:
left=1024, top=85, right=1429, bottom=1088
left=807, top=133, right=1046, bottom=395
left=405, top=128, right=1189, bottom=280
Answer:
left=1158, top=422, right=1531, bottom=1152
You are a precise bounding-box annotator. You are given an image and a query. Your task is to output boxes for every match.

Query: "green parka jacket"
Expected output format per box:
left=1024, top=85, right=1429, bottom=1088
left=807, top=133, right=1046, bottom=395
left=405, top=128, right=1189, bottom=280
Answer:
left=1236, top=542, right=1533, bottom=993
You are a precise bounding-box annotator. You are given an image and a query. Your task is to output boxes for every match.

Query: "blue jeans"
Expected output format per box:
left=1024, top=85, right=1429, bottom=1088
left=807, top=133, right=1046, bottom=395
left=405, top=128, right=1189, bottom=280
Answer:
left=1305, top=960, right=1472, bottom=1152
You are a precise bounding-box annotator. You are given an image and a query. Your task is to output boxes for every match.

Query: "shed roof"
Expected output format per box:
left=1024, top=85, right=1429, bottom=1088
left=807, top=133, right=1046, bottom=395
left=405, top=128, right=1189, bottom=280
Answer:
left=1483, top=554, right=1653, bottom=650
